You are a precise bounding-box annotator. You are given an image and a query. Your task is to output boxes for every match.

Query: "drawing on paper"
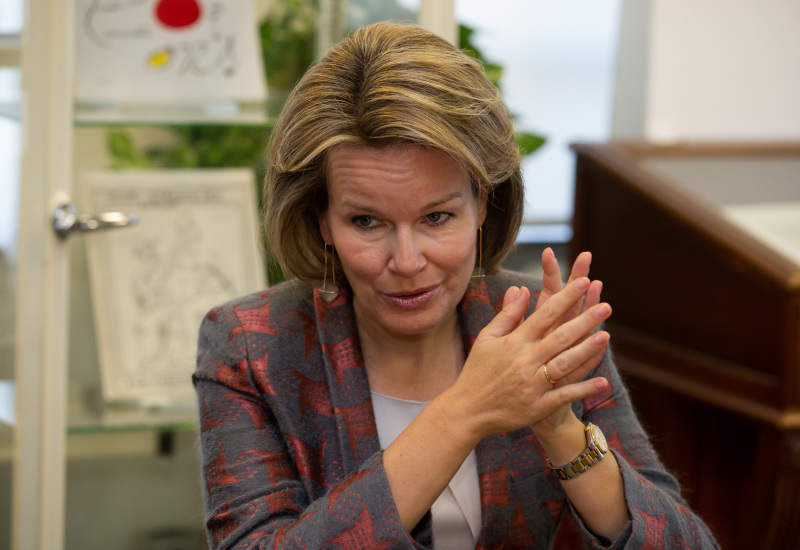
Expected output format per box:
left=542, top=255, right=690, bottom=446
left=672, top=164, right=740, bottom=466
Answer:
left=76, top=0, right=266, bottom=103
left=81, top=170, right=266, bottom=404
left=125, top=214, right=237, bottom=389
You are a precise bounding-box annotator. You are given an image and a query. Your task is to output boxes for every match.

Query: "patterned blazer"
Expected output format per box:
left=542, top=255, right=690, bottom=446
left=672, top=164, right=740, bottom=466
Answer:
left=194, top=271, right=718, bottom=549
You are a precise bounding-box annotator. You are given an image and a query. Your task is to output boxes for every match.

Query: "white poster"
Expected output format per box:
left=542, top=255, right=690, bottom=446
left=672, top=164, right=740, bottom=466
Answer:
left=81, top=169, right=266, bottom=405
left=76, top=0, right=267, bottom=103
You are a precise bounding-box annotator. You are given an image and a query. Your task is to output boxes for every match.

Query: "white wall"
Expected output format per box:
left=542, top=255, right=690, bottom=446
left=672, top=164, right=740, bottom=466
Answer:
left=614, top=0, right=800, bottom=141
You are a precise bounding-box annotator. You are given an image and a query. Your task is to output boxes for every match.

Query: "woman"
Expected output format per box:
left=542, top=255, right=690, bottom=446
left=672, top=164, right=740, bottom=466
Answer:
left=194, top=22, right=718, bottom=549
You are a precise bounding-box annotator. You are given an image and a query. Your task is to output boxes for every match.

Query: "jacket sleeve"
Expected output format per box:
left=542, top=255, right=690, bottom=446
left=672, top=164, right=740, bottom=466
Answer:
left=193, top=303, right=429, bottom=550
left=568, top=349, right=720, bottom=549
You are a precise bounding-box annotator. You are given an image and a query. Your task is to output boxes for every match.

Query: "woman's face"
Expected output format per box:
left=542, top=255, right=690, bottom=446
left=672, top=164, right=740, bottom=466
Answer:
left=319, top=143, right=487, bottom=339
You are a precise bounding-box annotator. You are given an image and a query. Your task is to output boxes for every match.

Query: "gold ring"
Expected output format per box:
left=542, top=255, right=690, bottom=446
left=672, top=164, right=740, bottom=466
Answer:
left=543, top=364, right=556, bottom=384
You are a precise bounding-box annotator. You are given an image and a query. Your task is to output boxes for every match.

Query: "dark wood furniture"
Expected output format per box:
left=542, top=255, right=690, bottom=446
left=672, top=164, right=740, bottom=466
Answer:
left=570, top=143, right=800, bottom=550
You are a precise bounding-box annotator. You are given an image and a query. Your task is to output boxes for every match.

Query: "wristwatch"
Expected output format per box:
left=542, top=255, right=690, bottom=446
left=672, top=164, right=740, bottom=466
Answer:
left=547, top=423, right=609, bottom=481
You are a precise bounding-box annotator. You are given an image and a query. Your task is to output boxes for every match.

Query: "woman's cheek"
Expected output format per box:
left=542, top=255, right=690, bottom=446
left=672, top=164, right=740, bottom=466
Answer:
left=436, top=233, right=476, bottom=268
left=339, top=242, right=388, bottom=278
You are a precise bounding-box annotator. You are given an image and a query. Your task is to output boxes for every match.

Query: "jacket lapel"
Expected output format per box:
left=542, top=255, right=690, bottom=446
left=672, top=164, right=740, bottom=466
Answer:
left=460, top=280, right=514, bottom=549
left=313, top=284, right=381, bottom=473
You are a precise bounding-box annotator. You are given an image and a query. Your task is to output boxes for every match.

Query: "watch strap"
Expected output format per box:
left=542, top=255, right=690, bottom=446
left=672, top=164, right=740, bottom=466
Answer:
left=547, top=446, right=605, bottom=480
left=546, top=423, right=607, bottom=480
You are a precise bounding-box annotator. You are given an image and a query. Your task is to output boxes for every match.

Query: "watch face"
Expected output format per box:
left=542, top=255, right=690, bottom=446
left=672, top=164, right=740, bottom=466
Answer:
left=590, top=424, right=609, bottom=453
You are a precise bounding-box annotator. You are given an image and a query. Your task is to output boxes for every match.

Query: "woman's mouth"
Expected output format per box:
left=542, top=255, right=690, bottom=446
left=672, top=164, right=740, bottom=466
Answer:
left=383, top=286, right=439, bottom=309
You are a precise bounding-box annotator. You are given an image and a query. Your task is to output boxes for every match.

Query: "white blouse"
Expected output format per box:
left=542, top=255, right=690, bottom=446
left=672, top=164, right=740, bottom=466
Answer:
left=371, top=392, right=482, bottom=549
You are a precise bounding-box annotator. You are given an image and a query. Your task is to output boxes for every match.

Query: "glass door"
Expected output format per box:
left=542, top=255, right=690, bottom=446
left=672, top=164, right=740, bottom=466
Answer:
left=0, top=61, right=20, bottom=550
left=0, top=0, right=24, bottom=544
left=3, top=0, right=75, bottom=548
left=0, top=3, right=23, bottom=545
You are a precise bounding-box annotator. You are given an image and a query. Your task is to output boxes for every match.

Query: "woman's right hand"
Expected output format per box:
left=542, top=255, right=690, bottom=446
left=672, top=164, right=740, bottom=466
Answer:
left=443, top=278, right=611, bottom=441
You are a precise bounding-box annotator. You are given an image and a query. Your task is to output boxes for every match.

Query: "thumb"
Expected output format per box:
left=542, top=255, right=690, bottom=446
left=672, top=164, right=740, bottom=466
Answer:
left=478, top=286, right=530, bottom=340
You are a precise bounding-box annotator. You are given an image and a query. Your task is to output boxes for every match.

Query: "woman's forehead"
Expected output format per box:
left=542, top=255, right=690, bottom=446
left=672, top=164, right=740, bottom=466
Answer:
left=326, top=143, right=470, bottom=196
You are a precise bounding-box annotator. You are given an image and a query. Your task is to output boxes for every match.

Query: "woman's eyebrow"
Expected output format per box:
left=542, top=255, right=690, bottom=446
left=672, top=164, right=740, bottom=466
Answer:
left=340, top=191, right=463, bottom=214
left=340, top=200, right=380, bottom=214
left=420, top=191, right=463, bottom=211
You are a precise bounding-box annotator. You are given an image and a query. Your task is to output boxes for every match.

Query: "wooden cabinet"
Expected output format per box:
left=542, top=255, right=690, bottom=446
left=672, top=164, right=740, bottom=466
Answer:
left=570, top=143, right=800, bottom=550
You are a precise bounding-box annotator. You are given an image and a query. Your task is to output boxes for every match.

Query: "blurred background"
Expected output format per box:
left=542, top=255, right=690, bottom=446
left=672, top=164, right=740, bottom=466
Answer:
left=1, top=0, right=799, bottom=548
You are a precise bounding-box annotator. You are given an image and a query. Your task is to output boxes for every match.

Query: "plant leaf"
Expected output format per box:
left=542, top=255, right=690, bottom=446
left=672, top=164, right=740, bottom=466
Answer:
left=515, top=131, right=546, bottom=157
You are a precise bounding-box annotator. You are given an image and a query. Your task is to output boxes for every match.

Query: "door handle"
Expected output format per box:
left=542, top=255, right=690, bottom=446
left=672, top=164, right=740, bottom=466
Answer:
left=52, top=202, right=139, bottom=239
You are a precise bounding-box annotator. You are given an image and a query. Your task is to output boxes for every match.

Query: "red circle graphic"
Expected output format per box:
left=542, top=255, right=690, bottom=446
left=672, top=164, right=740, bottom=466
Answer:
left=155, top=0, right=202, bottom=29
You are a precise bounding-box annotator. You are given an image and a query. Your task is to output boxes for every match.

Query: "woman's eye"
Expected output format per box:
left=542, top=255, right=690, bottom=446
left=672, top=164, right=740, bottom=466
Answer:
left=426, top=212, right=449, bottom=224
left=353, top=216, right=375, bottom=228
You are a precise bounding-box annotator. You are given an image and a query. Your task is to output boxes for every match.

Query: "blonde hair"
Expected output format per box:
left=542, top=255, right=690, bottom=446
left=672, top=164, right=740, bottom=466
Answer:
left=264, top=21, right=523, bottom=283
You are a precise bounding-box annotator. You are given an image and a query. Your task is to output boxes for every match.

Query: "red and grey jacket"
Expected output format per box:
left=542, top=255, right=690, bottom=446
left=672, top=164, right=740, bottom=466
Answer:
left=194, top=271, right=718, bottom=550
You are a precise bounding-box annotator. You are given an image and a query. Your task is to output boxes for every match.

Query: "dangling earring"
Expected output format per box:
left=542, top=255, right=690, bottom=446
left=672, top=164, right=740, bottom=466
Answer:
left=320, top=243, right=340, bottom=302
left=471, top=226, right=485, bottom=279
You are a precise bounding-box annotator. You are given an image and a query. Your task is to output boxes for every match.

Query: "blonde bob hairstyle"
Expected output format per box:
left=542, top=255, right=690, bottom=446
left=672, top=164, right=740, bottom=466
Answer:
left=264, top=21, right=523, bottom=284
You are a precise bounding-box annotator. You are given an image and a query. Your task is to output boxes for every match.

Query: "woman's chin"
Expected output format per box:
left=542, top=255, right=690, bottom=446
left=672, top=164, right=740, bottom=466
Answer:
left=373, top=305, right=458, bottom=339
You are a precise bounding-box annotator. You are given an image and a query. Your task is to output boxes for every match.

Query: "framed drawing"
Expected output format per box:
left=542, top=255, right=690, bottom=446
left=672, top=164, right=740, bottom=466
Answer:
left=81, top=169, right=266, bottom=405
left=75, top=0, right=266, bottom=104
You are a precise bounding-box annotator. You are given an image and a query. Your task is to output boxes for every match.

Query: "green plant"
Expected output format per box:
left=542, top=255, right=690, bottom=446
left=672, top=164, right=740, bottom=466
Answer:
left=459, top=24, right=546, bottom=157
left=259, top=0, right=317, bottom=111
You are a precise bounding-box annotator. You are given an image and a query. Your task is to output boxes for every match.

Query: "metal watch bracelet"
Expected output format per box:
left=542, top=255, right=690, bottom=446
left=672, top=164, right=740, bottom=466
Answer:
left=546, top=423, right=608, bottom=481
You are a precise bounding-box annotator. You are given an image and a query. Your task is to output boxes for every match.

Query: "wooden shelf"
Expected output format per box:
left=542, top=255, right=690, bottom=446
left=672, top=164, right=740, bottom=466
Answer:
left=0, top=381, right=197, bottom=434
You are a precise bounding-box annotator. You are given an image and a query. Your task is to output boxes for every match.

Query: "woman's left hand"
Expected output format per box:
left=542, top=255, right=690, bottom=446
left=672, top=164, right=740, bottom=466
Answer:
left=502, top=249, right=607, bottom=439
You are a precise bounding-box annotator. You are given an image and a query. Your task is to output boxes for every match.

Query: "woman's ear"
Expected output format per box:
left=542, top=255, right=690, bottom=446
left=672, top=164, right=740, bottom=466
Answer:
left=318, top=211, right=332, bottom=243
left=478, top=188, right=488, bottom=226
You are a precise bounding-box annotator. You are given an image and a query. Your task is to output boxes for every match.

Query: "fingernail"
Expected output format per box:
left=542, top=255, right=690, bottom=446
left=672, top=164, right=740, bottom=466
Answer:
left=592, top=332, right=607, bottom=345
left=575, top=278, right=589, bottom=291
left=515, top=287, right=526, bottom=301
left=595, top=304, right=611, bottom=318
left=594, top=378, right=608, bottom=390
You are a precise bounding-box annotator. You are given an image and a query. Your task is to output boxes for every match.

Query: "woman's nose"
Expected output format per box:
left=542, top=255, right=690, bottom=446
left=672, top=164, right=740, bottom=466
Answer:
left=388, top=228, right=426, bottom=277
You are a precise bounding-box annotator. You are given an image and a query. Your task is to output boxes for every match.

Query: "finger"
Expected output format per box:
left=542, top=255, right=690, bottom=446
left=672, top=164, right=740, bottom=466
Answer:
left=502, top=286, right=520, bottom=309
left=507, top=285, right=528, bottom=330
left=534, top=303, right=611, bottom=362
left=478, top=286, right=530, bottom=341
left=541, top=331, right=609, bottom=384
left=567, top=251, right=592, bottom=284
left=536, top=376, right=609, bottom=413
left=563, top=251, right=592, bottom=320
left=537, top=247, right=563, bottom=311
left=561, top=345, right=608, bottom=385
left=504, top=287, right=529, bottom=331
left=580, top=280, right=603, bottom=314
left=520, top=277, right=591, bottom=339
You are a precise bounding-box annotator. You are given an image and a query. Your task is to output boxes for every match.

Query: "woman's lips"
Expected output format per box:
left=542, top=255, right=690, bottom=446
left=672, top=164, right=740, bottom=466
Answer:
left=383, top=286, right=439, bottom=309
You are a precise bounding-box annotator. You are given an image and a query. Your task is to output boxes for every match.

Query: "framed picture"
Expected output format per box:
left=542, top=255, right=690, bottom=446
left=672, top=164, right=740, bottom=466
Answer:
left=81, top=169, right=266, bottom=405
left=75, top=0, right=266, bottom=104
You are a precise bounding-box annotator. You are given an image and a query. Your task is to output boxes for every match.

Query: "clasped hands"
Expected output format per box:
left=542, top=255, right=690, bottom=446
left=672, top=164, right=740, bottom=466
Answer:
left=448, top=250, right=609, bottom=445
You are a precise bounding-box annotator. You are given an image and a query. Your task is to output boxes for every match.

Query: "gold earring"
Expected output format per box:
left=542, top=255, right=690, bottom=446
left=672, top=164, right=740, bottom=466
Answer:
left=320, top=243, right=340, bottom=302
left=472, top=226, right=485, bottom=279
